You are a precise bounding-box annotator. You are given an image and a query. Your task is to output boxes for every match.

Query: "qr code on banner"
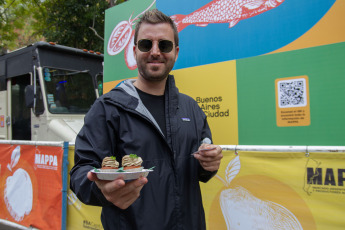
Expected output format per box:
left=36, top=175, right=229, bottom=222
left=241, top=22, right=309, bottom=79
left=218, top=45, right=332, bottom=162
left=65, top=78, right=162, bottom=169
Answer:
left=277, top=78, right=307, bottom=108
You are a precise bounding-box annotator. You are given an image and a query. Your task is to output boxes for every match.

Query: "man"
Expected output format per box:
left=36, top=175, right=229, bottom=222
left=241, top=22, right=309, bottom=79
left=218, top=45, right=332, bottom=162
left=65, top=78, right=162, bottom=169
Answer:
left=70, top=9, right=223, bottom=230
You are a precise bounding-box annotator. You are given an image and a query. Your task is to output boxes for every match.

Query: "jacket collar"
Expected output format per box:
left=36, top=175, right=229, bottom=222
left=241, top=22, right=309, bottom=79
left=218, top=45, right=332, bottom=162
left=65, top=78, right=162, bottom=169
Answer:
left=104, top=74, right=179, bottom=114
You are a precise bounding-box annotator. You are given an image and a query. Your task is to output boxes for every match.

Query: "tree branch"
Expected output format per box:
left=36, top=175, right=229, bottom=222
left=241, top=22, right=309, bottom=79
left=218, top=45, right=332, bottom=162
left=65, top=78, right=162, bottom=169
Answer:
left=89, top=26, right=104, bottom=41
left=3, top=0, right=16, bottom=14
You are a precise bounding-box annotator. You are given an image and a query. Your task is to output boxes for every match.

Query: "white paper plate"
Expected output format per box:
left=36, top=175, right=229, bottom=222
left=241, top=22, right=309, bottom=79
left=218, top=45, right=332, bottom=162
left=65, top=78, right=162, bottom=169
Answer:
left=90, top=168, right=153, bottom=181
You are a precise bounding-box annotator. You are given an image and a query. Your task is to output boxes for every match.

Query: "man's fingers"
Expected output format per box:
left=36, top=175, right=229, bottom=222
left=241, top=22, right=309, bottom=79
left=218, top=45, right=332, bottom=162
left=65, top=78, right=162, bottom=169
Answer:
left=200, top=160, right=222, bottom=171
left=110, top=177, right=148, bottom=209
left=98, top=178, right=126, bottom=193
left=87, top=171, right=98, bottom=181
left=198, top=145, right=222, bottom=156
left=99, top=176, right=147, bottom=195
left=200, top=159, right=221, bottom=168
left=125, top=177, right=148, bottom=191
left=195, top=152, right=223, bottom=161
left=88, top=171, right=148, bottom=209
left=137, top=176, right=148, bottom=186
left=195, top=145, right=223, bottom=171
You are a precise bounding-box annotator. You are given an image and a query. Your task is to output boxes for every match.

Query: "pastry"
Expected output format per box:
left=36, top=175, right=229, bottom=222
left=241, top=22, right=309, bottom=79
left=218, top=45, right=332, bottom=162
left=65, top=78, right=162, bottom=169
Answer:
left=101, top=156, right=119, bottom=169
left=122, top=154, right=143, bottom=171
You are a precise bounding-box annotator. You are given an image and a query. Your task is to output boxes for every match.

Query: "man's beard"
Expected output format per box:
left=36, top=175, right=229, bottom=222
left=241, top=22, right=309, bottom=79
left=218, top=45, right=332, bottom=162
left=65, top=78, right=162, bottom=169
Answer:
left=137, top=67, right=170, bottom=82
left=136, top=57, right=174, bottom=82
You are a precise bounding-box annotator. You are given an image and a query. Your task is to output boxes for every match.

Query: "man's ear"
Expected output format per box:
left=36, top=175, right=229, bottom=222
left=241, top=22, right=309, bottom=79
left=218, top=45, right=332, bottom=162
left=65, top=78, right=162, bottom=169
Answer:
left=175, top=46, right=179, bottom=62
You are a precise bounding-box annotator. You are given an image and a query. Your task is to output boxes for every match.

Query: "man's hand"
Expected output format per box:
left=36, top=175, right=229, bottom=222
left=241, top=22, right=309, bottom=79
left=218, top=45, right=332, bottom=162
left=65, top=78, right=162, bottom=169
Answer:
left=87, top=172, right=148, bottom=209
left=193, top=144, right=223, bottom=172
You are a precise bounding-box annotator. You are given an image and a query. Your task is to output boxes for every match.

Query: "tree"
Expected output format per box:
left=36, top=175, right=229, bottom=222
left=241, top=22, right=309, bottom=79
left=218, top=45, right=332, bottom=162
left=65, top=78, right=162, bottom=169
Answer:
left=0, top=0, right=45, bottom=53
left=109, top=0, right=127, bottom=7
left=41, top=0, right=110, bottom=53
left=1, top=0, right=127, bottom=54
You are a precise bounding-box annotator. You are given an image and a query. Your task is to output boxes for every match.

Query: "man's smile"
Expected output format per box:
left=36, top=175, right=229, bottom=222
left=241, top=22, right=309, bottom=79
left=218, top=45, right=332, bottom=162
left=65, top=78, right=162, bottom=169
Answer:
left=147, top=59, right=165, bottom=66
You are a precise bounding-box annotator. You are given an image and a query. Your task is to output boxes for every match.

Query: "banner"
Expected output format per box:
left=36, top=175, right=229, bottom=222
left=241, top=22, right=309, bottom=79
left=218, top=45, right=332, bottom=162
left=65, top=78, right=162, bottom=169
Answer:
left=172, top=61, right=238, bottom=145
left=104, top=0, right=345, bottom=147
left=237, top=41, right=345, bottom=146
left=0, top=144, right=64, bottom=229
left=201, top=150, right=345, bottom=230
left=67, top=146, right=104, bottom=230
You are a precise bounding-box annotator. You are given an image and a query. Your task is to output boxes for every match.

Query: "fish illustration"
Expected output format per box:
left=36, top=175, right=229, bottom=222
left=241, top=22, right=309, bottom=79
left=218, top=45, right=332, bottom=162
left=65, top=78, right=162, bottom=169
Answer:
left=170, top=0, right=285, bottom=32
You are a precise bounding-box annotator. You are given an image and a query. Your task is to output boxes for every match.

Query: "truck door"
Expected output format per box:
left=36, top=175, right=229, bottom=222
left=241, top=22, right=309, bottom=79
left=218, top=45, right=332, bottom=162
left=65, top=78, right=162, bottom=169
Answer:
left=10, top=75, right=31, bottom=140
left=0, top=84, right=7, bottom=139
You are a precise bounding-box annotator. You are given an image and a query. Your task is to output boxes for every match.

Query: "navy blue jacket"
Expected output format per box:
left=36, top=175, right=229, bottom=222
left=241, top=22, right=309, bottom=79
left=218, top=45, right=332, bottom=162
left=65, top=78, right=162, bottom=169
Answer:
left=70, top=75, right=216, bottom=230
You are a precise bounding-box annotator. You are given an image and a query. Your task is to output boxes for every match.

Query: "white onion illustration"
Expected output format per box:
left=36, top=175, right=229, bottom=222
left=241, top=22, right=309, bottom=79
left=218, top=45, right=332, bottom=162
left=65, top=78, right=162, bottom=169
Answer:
left=218, top=155, right=303, bottom=230
left=4, top=168, right=33, bottom=221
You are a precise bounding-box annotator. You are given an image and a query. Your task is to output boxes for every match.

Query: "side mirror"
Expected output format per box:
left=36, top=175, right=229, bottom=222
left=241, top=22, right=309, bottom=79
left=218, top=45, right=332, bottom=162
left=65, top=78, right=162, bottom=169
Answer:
left=25, top=85, right=34, bottom=108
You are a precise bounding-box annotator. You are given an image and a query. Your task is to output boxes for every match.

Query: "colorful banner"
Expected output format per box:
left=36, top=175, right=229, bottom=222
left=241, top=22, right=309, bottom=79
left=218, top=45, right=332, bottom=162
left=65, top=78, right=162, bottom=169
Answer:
left=104, top=0, right=345, bottom=146
left=159, top=0, right=336, bottom=69
left=67, top=146, right=104, bottom=230
left=103, top=1, right=345, bottom=229
left=0, top=144, right=64, bottom=229
left=201, top=150, right=345, bottom=230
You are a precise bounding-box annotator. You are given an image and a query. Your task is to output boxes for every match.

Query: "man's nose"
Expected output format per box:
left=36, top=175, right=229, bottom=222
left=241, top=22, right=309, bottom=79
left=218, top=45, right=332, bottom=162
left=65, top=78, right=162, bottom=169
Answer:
left=151, top=42, right=161, bottom=55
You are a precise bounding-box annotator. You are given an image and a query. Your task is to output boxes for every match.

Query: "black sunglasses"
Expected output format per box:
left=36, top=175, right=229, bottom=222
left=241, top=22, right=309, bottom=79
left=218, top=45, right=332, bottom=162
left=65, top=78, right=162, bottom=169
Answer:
left=137, top=39, right=174, bottom=53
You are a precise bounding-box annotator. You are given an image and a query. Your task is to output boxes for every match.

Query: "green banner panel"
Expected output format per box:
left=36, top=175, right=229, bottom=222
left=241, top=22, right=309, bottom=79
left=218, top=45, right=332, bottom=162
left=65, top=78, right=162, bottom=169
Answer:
left=237, top=42, right=345, bottom=146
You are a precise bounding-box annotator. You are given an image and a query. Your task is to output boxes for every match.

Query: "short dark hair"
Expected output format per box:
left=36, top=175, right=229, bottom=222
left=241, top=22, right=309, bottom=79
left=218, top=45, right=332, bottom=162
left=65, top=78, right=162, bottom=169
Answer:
left=134, top=9, right=179, bottom=46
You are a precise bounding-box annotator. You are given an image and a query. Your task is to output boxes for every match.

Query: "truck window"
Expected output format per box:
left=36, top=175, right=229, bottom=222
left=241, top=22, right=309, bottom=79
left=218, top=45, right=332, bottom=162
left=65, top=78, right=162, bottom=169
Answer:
left=0, top=76, right=6, bottom=91
left=97, top=73, right=103, bottom=96
left=43, top=67, right=96, bottom=114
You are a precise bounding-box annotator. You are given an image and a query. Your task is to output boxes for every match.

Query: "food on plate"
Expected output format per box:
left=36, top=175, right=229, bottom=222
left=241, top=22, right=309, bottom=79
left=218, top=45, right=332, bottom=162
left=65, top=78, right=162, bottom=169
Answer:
left=91, top=154, right=153, bottom=180
left=122, top=154, right=143, bottom=171
left=101, top=156, right=119, bottom=169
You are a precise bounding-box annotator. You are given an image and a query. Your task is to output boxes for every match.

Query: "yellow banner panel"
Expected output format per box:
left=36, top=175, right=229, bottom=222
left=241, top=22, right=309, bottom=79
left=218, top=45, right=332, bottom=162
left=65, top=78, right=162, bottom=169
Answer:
left=172, top=60, right=238, bottom=145
left=67, top=146, right=104, bottom=230
left=202, top=150, right=345, bottom=230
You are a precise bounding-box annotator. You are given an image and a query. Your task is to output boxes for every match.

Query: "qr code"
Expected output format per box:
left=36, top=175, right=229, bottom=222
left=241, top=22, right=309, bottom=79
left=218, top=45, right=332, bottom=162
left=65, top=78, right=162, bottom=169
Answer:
left=277, top=78, right=307, bottom=108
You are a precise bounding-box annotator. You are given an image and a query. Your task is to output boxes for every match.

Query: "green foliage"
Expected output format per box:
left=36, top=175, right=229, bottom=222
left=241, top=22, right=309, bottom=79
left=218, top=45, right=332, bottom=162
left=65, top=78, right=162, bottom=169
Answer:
left=1, top=1, right=130, bottom=54
left=41, top=0, right=109, bottom=53
left=0, top=0, right=45, bottom=52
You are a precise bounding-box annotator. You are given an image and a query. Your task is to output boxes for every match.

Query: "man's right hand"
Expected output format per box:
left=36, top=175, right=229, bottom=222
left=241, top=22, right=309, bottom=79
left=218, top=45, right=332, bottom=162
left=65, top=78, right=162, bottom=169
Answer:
left=87, top=171, right=148, bottom=209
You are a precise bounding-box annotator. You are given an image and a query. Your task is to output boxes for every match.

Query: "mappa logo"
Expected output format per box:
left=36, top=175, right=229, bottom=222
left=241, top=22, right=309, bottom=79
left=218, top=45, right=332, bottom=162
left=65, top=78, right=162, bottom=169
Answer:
left=83, top=220, right=102, bottom=230
left=35, top=154, right=58, bottom=170
left=307, top=168, right=345, bottom=186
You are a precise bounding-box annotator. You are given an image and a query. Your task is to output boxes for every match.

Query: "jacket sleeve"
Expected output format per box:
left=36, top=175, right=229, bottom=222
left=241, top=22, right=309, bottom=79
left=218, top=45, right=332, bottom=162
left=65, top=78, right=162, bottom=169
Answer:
left=70, top=99, right=116, bottom=207
left=198, top=111, right=218, bottom=183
